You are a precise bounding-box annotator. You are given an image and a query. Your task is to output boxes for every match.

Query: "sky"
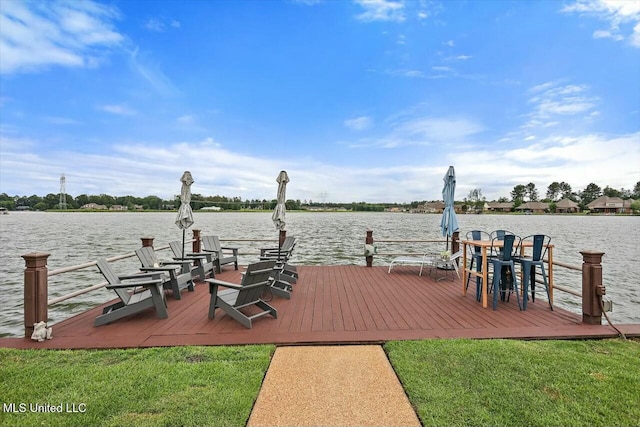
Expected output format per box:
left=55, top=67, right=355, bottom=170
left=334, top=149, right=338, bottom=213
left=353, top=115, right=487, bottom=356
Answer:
left=1, top=0, right=639, bottom=204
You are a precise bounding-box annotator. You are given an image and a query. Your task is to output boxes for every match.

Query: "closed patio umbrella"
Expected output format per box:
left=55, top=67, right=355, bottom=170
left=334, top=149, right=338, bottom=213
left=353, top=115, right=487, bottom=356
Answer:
left=272, top=170, right=289, bottom=258
left=440, top=166, right=459, bottom=251
left=175, top=171, right=195, bottom=259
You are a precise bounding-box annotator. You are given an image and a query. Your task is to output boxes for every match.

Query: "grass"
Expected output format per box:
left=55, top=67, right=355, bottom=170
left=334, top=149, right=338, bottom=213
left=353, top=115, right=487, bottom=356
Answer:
left=385, top=339, right=640, bottom=427
left=0, top=345, right=274, bottom=427
left=1, top=340, right=638, bottom=427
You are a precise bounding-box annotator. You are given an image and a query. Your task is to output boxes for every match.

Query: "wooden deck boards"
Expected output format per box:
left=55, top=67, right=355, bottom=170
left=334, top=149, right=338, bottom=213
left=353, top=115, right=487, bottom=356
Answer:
left=2, top=265, right=638, bottom=350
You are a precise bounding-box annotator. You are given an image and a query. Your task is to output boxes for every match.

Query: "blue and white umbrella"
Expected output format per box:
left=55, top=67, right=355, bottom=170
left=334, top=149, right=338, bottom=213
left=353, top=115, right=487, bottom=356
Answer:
left=440, top=166, right=459, bottom=250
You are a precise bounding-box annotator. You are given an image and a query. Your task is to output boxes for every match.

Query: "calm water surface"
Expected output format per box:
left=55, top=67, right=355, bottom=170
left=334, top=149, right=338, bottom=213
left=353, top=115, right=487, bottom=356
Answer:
left=1, top=211, right=638, bottom=337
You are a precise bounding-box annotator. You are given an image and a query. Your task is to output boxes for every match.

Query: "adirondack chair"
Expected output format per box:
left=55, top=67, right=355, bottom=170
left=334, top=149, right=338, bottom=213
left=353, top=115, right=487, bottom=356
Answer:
left=168, top=240, right=215, bottom=281
left=260, top=236, right=296, bottom=261
left=135, top=246, right=194, bottom=300
left=94, top=258, right=168, bottom=326
left=269, top=264, right=295, bottom=299
left=206, top=261, right=277, bottom=328
left=202, top=235, right=238, bottom=273
left=259, top=236, right=298, bottom=283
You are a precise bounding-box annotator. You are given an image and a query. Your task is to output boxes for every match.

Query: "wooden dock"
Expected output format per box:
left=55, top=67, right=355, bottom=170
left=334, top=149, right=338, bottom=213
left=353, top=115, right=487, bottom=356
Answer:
left=2, top=265, right=638, bottom=350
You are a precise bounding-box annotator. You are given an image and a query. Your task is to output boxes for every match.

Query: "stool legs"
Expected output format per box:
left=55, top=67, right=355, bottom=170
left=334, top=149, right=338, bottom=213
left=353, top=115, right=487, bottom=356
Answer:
left=521, top=262, right=552, bottom=311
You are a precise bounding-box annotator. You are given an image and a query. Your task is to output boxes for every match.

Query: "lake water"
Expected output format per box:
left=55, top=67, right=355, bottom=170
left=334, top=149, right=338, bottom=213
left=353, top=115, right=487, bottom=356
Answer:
left=1, top=211, right=638, bottom=337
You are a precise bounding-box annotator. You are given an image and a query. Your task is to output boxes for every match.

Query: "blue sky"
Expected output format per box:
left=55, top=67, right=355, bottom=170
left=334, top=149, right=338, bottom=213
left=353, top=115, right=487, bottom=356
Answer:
left=1, top=0, right=639, bottom=203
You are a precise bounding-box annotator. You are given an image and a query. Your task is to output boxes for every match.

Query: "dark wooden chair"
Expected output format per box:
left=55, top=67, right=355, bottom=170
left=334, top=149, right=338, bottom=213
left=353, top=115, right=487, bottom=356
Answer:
left=135, top=246, right=194, bottom=300
left=94, top=258, right=168, bottom=326
left=206, top=261, right=277, bottom=329
left=202, top=235, right=239, bottom=273
left=169, top=240, right=215, bottom=281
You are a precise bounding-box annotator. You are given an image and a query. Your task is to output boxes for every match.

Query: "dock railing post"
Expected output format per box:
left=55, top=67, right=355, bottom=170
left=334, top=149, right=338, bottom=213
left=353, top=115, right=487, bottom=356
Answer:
left=580, top=250, right=605, bottom=325
left=279, top=229, right=287, bottom=248
left=452, top=231, right=460, bottom=256
left=192, top=229, right=201, bottom=253
left=141, top=237, right=154, bottom=248
left=22, top=252, right=50, bottom=338
left=365, top=230, right=374, bottom=267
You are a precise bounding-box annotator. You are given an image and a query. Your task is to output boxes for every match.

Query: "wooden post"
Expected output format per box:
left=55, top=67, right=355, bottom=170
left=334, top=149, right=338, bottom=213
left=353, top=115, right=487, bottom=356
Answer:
left=452, top=231, right=460, bottom=255
left=365, top=230, right=373, bottom=267
left=580, top=250, right=605, bottom=325
left=141, top=237, right=154, bottom=248
left=279, top=229, right=287, bottom=248
left=192, top=229, right=201, bottom=253
left=22, top=252, right=50, bottom=338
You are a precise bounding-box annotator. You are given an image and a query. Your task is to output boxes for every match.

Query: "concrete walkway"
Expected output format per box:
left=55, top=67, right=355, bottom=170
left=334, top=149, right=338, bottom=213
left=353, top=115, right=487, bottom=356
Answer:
left=247, top=345, right=421, bottom=427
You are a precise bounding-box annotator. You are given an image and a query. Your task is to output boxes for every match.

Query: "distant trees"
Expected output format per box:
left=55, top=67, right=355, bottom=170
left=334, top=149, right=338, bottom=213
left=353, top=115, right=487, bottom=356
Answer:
left=509, top=180, right=639, bottom=210
left=510, top=185, right=526, bottom=206
left=546, top=182, right=561, bottom=201
left=2, top=180, right=639, bottom=211
left=466, top=188, right=485, bottom=213
left=579, top=183, right=602, bottom=207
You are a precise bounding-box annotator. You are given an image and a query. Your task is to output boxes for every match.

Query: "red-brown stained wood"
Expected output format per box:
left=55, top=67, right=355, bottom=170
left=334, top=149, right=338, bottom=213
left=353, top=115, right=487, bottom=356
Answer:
left=2, top=265, right=638, bottom=350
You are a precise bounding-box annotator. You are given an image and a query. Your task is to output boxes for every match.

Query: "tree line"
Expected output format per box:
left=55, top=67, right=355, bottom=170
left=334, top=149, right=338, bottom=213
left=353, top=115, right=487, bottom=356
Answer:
left=464, top=181, right=640, bottom=212
left=1, top=180, right=638, bottom=212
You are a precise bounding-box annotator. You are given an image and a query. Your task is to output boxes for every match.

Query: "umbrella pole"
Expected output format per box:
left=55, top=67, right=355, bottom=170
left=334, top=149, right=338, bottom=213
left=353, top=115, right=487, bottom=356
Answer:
left=182, top=229, right=186, bottom=260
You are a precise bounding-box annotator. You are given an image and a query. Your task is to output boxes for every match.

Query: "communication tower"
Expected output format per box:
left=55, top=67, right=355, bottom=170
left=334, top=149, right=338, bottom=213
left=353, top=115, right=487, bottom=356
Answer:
left=59, top=174, right=67, bottom=210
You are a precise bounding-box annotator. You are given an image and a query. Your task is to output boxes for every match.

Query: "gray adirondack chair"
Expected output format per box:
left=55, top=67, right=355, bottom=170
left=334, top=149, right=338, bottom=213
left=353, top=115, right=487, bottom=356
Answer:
left=259, top=236, right=298, bottom=283
left=135, top=246, right=194, bottom=300
left=206, top=261, right=277, bottom=328
left=94, top=258, right=168, bottom=326
left=259, top=236, right=296, bottom=261
left=168, top=240, right=215, bottom=281
left=202, top=235, right=238, bottom=273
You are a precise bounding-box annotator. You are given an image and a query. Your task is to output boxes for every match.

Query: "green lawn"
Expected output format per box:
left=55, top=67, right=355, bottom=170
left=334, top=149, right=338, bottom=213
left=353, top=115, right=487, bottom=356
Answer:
left=1, top=339, right=638, bottom=427
left=0, top=345, right=274, bottom=427
left=385, top=339, right=640, bottom=427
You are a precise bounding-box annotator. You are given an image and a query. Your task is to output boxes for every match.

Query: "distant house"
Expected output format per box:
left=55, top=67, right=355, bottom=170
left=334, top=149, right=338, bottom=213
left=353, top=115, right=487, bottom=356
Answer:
left=200, top=206, right=222, bottom=211
left=487, top=202, right=513, bottom=212
left=109, top=205, right=128, bottom=211
left=81, top=203, right=107, bottom=210
left=623, top=199, right=637, bottom=214
left=516, top=201, right=549, bottom=213
left=587, top=196, right=624, bottom=214
left=134, top=205, right=144, bottom=211
left=555, top=198, right=579, bottom=213
left=412, top=201, right=445, bottom=213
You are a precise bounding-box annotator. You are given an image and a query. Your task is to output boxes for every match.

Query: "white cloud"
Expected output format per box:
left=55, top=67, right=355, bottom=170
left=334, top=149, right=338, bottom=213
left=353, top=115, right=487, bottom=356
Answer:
left=144, top=18, right=165, bottom=32
left=177, top=115, right=195, bottom=124
left=0, top=0, right=123, bottom=74
left=348, top=113, right=485, bottom=149
left=452, top=132, right=640, bottom=199
left=144, top=17, right=181, bottom=32
left=1, top=129, right=638, bottom=203
left=354, top=0, right=405, bottom=23
left=561, top=0, right=640, bottom=47
left=97, top=104, right=137, bottom=116
left=128, top=47, right=177, bottom=95
left=344, top=116, right=373, bottom=131
left=43, top=116, right=80, bottom=125
left=525, top=82, right=598, bottom=128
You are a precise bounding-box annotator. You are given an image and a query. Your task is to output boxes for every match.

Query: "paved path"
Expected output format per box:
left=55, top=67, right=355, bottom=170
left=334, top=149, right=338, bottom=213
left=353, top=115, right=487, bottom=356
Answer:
left=247, top=345, right=421, bottom=427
